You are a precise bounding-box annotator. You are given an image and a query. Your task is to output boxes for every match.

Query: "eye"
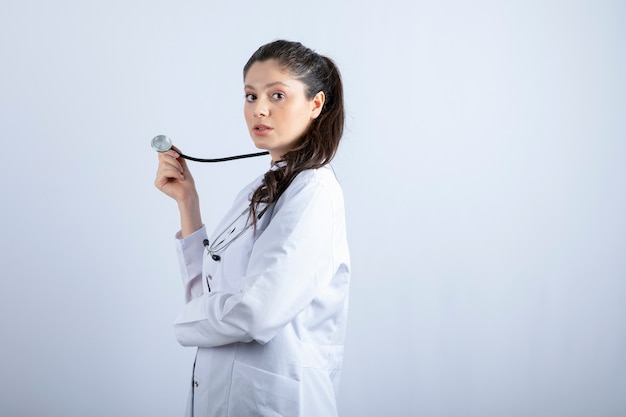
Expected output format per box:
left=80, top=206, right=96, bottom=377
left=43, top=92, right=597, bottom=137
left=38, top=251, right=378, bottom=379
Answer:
left=245, top=93, right=256, bottom=102
left=271, top=92, right=285, bottom=100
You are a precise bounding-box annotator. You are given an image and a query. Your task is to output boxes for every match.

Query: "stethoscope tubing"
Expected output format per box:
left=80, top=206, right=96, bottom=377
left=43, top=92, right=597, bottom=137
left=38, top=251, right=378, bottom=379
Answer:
left=152, top=134, right=269, bottom=163
left=177, top=151, right=269, bottom=163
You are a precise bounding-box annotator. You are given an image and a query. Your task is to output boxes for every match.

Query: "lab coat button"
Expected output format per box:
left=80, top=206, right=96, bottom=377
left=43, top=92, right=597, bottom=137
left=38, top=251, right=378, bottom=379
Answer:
left=193, top=380, right=199, bottom=388
left=206, top=274, right=212, bottom=280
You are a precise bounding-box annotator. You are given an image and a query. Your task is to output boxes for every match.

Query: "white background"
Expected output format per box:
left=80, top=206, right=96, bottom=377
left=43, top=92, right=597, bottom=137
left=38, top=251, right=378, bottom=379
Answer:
left=1, top=1, right=624, bottom=416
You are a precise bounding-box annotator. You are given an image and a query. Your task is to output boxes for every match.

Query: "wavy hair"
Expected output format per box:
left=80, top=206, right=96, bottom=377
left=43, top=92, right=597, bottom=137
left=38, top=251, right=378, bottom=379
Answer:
left=243, top=40, right=345, bottom=226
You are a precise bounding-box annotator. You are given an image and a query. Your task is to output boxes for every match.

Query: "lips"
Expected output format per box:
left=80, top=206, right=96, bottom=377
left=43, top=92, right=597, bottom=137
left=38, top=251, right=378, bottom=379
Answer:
left=252, top=124, right=273, bottom=137
left=253, top=124, right=272, bottom=131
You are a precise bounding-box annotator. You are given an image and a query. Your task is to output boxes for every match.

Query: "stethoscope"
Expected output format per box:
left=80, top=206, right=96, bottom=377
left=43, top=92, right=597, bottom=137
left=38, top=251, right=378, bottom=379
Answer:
left=203, top=208, right=252, bottom=262
left=151, top=134, right=269, bottom=162
left=151, top=135, right=268, bottom=265
left=200, top=210, right=252, bottom=292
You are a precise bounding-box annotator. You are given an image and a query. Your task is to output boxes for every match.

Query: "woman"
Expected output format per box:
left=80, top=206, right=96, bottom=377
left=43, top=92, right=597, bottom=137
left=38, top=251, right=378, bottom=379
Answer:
left=154, top=40, right=350, bottom=416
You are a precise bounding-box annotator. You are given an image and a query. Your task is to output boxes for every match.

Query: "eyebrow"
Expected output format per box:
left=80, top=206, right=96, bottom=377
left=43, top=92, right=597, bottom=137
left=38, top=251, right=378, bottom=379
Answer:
left=244, top=81, right=292, bottom=90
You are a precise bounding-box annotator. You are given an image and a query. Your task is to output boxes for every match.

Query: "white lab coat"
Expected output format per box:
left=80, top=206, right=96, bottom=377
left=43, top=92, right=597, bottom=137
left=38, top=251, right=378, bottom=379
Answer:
left=174, top=164, right=350, bottom=417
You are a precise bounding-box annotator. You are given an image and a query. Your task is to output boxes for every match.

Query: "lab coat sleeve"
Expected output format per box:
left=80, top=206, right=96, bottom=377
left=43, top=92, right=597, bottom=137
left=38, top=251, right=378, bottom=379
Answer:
left=175, top=225, right=208, bottom=302
left=174, top=175, right=338, bottom=347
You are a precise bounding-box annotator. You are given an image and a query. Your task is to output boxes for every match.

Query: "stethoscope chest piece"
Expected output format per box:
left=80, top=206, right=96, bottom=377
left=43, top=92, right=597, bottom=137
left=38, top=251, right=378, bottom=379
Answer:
left=151, top=135, right=173, bottom=152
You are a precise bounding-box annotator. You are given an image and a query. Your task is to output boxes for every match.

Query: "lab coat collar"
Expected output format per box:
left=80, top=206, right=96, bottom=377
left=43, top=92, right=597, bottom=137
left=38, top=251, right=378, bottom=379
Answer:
left=271, top=160, right=287, bottom=170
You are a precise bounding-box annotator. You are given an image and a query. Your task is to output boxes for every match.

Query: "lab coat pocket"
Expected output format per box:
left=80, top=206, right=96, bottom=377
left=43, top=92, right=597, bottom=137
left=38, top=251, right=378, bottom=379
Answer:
left=228, top=361, right=300, bottom=417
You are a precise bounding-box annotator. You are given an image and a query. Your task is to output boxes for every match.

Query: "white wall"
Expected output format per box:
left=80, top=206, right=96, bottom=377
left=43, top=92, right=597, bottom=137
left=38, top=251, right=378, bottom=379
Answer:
left=1, top=1, right=624, bottom=416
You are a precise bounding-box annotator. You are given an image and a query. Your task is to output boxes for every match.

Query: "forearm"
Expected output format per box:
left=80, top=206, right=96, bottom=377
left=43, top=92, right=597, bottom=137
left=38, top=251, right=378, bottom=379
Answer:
left=175, top=225, right=207, bottom=302
left=178, top=194, right=203, bottom=238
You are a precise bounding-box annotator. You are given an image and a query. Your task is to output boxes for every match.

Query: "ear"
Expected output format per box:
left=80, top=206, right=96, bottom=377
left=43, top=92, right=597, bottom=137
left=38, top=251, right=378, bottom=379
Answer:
left=310, top=91, right=326, bottom=119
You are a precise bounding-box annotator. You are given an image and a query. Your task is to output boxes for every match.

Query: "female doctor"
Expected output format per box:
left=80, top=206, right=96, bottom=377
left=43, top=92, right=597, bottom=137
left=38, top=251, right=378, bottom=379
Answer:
left=154, top=40, right=350, bottom=416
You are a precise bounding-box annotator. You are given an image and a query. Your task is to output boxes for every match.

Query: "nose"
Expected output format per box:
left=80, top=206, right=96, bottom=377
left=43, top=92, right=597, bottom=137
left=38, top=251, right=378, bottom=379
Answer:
left=252, top=98, right=268, bottom=118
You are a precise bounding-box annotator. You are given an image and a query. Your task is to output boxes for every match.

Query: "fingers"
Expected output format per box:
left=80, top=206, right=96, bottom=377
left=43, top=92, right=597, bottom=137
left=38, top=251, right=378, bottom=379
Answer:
left=170, top=146, right=192, bottom=175
left=154, top=148, right=198, bottom=203
left=155, top=153, right=184, bottom=193
left=158, top=151, right=184, bottom=178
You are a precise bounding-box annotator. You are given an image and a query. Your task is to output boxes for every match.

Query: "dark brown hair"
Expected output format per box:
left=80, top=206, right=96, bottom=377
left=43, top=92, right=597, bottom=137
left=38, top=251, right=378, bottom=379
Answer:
left=243, top=40, right=345, bottom=226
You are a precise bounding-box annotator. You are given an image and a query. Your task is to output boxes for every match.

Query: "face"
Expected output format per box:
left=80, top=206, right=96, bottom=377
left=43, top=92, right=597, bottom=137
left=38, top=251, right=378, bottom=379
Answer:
left=244, top=59, right=325, bottom=161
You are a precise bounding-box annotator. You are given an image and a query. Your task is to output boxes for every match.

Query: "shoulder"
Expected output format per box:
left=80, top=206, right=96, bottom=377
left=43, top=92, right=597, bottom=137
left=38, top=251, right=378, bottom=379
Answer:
left=279, top=165, right=345, bottom=209
left=291, top=164, right=342, bottom=192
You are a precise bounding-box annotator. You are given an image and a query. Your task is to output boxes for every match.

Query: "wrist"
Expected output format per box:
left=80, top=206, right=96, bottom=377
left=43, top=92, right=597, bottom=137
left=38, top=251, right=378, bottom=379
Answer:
left=177, top=194, right=202, bottom=238
left=177, top=191, right=199, bottom=210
